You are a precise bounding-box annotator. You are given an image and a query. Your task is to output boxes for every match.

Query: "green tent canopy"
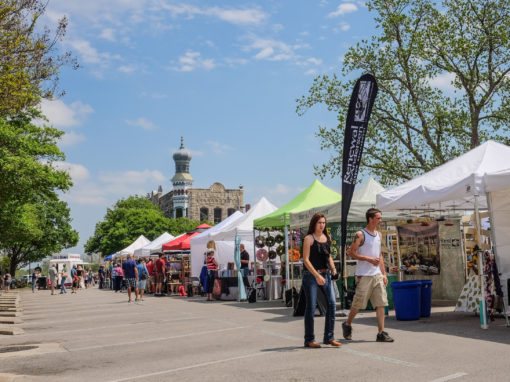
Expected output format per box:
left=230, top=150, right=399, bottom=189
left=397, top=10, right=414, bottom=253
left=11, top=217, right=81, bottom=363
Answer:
left=253, top=180, right=342, bottom=228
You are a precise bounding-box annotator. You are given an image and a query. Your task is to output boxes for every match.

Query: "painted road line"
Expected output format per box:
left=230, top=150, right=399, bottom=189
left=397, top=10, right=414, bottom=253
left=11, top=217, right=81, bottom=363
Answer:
left=428, top=372, right=468, bottom=382
left=258, top=329, right=419, bottom=368
left=106, top=352, right=268, bottom=382
left=71, top=326, right=249, bottom=352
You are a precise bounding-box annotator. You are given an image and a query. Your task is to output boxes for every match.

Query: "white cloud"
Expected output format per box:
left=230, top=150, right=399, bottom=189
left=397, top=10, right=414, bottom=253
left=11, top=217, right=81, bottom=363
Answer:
left=224, top=57, right=249, bottom=66
left=139, top=91, right=168, bottom=99
left=53, top=161, right=90, bottom=182
left=429, top=72, right=456, bottom=92
left=305, top=69, right=318, bottom=75
left=340, top=22, right=351, bottom=31
left=40, top=99, right=94, bottom=128
left=328, top=3, right=358, bottom=17
left=206, top=141, right=234, bottom=154
left=67, top=39, right=122, bottom=68
left=171, top=51, right=216, bottom=72
left=59, top=131, right=87, bottom=147
left=118, top=65, right=136, bottom=73
left=99, top=28, right=116, bottom=42
left=159, top=3, right=267, bottom=25
left=243, top=36, right=304, bottom=62
left=126, top=117, right=157, bottom=130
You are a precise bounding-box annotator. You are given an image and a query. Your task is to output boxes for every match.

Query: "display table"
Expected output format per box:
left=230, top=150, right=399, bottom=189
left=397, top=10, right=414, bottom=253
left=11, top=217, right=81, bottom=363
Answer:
left=217, top=275, right=282, bottom=301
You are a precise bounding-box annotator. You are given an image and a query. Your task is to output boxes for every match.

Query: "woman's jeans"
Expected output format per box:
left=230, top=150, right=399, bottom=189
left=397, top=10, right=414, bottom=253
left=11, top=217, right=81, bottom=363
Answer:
left=302, top=270, right=336, bottom=345
left=61, top=279, right=67, bottom=293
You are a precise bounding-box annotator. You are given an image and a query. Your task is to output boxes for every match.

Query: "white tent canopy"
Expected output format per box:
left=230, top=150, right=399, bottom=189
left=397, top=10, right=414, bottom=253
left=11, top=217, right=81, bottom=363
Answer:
left=376, top=141, right=510, bottom=211
left=113, top=235, right=150, bottom=260
left=190, top=197, right=277, bottom=277
left=133, top=232, right=175, bottom=258
left=376, top=140, right=510, bottom=317
left=289, top=178, right=400, bottom=228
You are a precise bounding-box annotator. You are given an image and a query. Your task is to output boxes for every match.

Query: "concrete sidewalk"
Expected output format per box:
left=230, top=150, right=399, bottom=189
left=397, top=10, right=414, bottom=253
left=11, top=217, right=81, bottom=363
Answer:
left=0, top=287, right=509, bottom=381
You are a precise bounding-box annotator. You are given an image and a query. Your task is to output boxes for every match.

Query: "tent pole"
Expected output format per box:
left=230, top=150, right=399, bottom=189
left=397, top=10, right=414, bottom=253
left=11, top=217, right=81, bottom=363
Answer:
left=486, top=193, right=510, bottom=327
left=285, top=225, right=290, bottom=292
left=253, top=230, right=257, bottom=303
left=474, top=195, right=489, bottom=329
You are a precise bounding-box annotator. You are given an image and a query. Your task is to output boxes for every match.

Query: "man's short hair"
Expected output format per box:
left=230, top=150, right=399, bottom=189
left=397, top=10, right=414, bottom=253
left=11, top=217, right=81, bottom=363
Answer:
left=366, top=208, right=382, bottom=223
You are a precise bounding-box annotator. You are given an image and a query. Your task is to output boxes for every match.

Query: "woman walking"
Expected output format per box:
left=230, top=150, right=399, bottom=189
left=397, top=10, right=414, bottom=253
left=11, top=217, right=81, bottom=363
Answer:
left=205, top=249, right=218, bottom=301
left=302, top=213, right=340, bottom=348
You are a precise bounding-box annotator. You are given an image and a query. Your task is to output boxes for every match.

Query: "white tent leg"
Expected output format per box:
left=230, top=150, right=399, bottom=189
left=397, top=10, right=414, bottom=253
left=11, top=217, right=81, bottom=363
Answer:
left=486, top=193, right=510, bottom=327
left=475, top=195, right=489, bottom=329
left=253, top=230, right=257, bottom=303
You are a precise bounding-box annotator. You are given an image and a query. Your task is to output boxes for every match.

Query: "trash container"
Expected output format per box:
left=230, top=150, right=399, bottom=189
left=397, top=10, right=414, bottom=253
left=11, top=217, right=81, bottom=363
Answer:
left=419, top=280, right=432, bottom=317
left=391, top=281, right=421, bottom=320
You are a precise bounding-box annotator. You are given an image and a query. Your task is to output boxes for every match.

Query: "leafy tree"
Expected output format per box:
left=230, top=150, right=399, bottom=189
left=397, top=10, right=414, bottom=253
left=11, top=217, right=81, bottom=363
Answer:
left=85, top=196, right=208, bottom=257
left=0, top=193, right=79, bottom=276
left=297, top=0, right=510, bottom=185
left=0, top=111, right=72, bottom=209
left=0, top=0, right=76, bottom=116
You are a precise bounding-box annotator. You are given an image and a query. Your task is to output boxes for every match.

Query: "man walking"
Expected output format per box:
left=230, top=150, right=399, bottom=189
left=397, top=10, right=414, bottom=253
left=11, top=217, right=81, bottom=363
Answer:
left=48, top=264, right=58, bottom=295
left=60, top=265, right=68, bottom=294
left=122, top=254, right=139, bottom=303
left=155, top=253, right=166, bottom=297
left=71, top=264, right=78, bottom=294
left=342, top=208, right=394, bottom=343
left=240, top=244, right=250, bottom=276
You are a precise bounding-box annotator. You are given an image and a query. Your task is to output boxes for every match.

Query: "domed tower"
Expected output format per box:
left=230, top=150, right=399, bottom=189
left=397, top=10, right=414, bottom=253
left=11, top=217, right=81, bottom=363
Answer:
left=171, top=137, right=193, bottom=218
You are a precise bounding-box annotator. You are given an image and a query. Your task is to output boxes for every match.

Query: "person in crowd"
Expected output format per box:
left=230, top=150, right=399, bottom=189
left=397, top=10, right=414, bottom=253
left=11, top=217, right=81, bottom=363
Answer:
left=302, top=213, right=339, bottom=348
left=146, top=258, right=154, bottom=294
left=3, top=271, right=12, bottom=292
left=98, top=265, right=105, bottom=289
left=155, top=253, right=166, bottom=297
left=205, top=249, right=218, bottom=301
left=87, top=269, right=93, bottom=288
left=71, top=265, right=78, bottom=294
left=31, top=268, right=40, bottom=293
left=77, top=265, right=85, bottom=289
left=342, top=208, right=394, bottom=343
left=48, top=264, right=58, bottom=295
left=113, top=263, right=122, bottom=292
left=60, top=265, right=68, bottom=294
left=136, top=258, right=149, bottom=301
left=240, top=243, right=250, bottom=276
left=122, top=254, right=139, bottom=303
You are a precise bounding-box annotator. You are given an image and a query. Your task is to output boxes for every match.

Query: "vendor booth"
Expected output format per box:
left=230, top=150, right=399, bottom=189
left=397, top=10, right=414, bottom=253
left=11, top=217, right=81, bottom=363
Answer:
left=377, top=140, right=510, bottom=326
left=113, top=235, right=151, bottom=260
left=191, top=197, right=278, bottom=300
left=133, top=232, right=175, bottom=258
left=254, top=180, right=342, bottom=301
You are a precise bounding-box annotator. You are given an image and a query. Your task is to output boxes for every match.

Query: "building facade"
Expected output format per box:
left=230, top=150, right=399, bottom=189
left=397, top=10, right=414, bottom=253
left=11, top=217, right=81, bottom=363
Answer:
left=148, top=137, right=244, bottom=223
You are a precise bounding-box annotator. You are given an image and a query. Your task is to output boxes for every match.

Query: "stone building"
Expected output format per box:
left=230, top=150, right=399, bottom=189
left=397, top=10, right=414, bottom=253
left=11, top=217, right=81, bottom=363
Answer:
left=148, top=137, right=244, bottom=223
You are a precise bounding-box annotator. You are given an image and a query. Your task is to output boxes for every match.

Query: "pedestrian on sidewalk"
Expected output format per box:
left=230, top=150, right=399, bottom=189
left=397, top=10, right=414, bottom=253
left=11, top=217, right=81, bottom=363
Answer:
left=60, top=265, right=68, bottom=294
left=71, top=265, right=78, bottom=294
left=154, top=253, right=166, bottom=297
left=302, top=213, right=340, bottom=348
left=48, top=264, right=58, bottom=295
left=122, top=254, right=139, bottom=303
left=3, top=271, right=12, bottom=292
left=342, top=208, right=394, bottom=343
left=98, top=265, right=105, bottom=289
left=31, top=268, right=40, bottom=293
left=136, top=258, right=149, bottom=301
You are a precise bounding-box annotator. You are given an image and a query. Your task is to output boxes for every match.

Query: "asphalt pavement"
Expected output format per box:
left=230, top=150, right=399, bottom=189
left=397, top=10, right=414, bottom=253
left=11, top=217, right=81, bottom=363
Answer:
left=1, top=286, right=510, bottom=382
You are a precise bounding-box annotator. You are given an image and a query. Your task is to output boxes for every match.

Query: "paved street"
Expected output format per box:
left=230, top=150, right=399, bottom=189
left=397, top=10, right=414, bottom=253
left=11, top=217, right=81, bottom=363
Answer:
left=1, top=288, right=510, bottom=381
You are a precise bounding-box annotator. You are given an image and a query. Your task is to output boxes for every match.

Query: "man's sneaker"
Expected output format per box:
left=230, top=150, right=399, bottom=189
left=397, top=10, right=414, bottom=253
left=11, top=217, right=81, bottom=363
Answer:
left=342, top=322, right=352, bottom=340
left=376, top=331, right=394, bottom=342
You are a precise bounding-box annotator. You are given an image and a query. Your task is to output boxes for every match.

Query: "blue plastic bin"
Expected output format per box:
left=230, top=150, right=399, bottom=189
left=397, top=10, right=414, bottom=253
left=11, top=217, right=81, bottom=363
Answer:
left=390, top=281, right=421, bottom=320
left=419, top=280, right=432, bottom=317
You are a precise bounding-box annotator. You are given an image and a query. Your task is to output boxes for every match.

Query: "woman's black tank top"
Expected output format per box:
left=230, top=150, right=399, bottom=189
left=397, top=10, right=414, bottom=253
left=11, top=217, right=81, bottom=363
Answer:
left=309, top=235, right=331, bottom=270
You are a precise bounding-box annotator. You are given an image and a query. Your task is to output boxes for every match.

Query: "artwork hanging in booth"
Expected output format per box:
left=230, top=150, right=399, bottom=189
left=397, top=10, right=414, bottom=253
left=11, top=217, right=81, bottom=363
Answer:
left=397, top=221, right=440, bottom=275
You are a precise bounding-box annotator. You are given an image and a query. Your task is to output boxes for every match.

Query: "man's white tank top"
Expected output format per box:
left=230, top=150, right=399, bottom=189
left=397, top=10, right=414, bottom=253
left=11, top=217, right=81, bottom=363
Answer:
left=355, top=228, right=382, bottom=276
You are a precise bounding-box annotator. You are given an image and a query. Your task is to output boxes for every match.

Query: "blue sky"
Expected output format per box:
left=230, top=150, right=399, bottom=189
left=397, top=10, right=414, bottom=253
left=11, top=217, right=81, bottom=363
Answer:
left=38, top=0, right=384, bottom=254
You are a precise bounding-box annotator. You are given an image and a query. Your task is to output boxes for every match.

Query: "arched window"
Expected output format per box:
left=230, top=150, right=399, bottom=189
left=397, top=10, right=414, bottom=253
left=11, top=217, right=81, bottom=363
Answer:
left=200, top=207, right=209, bottom=222
left=214, top=208, right=222, bottom=224
left=227, top=208, right=236, bottom=217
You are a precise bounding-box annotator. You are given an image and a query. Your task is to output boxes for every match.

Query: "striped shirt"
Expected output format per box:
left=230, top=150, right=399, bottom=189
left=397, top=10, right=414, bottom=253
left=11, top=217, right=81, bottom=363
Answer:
left=206, top=255, right=217, bottom=271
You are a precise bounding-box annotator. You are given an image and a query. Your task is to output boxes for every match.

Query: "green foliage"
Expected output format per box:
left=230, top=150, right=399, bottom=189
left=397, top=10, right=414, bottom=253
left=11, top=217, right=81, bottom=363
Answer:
left=0, top=0, right=76, bottom=116
left=0, top=112, right=72, bottom=209
left=85, top=196, right=208, bottom=257
left=0, top=193, right=79, bottom=275
left=297, top=0, right=510, bottom=185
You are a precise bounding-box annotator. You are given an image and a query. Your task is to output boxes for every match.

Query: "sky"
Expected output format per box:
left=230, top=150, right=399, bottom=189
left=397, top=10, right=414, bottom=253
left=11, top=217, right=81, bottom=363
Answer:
left=36, top=0, right=403, bottom=254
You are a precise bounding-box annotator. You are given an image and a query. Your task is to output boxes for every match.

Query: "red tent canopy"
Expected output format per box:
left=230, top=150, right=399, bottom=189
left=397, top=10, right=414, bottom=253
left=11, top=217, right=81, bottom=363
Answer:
left=162, top=224, right=212, bottom=251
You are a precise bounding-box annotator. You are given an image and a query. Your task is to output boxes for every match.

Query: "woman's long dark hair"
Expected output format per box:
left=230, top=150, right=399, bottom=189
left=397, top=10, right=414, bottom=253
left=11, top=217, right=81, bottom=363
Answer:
left=306, top=212, right=331, bottom=242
